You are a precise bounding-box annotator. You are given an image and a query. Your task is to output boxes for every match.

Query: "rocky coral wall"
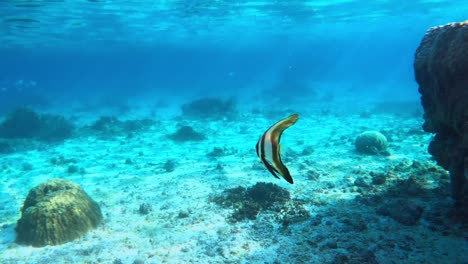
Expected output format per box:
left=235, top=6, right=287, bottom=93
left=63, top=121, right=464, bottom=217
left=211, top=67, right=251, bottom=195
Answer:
left=414, top=21, right=468, bottom=206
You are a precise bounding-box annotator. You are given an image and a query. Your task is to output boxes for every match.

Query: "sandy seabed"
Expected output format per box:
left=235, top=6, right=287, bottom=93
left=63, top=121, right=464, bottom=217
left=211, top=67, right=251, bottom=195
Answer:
left=0, top=99, right=466, bottom=264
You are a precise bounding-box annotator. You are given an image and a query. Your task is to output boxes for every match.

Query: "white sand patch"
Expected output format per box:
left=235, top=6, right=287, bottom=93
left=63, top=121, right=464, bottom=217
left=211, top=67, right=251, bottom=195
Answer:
left=0, top=103, right=466, bottom=263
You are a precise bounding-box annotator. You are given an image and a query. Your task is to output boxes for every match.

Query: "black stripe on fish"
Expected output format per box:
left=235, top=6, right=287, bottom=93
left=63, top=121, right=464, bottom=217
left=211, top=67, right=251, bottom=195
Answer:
left=258, top=130, right=281, bottom=179
left=256, top=113, right=299, bottom=184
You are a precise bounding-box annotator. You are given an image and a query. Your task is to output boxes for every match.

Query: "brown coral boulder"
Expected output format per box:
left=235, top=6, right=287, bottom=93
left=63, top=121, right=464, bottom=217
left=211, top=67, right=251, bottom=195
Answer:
left=15, top=179, right=102, bottom=247
left=414, top=21, right=468, bottom=206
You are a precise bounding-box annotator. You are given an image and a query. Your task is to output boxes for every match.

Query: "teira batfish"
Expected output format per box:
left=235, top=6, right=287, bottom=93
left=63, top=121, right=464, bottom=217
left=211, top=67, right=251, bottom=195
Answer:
left=256, top=113, right=299, bottom=184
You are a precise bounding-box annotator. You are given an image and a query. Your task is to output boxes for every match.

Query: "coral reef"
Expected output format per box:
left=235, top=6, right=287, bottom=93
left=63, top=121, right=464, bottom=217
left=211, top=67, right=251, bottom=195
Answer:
left=0, top=108, right=42, bottom=138
left=169, top=125, right=205, bottom=142
left=181, top=97, right=237, bottom=120
left=376, top=199, right=424, bottom=226
left=37, top=114, right=74, bottom=141
left=89, top=116, right=154, bottom=136
left=414, top=21, right=468, bottom=205
left=15, top=179, right=102, bottom=247
left=90, top=116, right=120, bottom=132
left=354, top=131, right=388, bottom=155
left=211, top=182, right=309, bottom=225
left=0, top=108, right=74, bottom=142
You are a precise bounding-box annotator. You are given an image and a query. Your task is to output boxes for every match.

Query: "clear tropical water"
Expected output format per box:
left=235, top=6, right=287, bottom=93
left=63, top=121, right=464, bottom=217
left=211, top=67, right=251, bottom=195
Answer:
left=1, top=0, right=467, bottom=106
left=0, top=1, right=467, bottom=263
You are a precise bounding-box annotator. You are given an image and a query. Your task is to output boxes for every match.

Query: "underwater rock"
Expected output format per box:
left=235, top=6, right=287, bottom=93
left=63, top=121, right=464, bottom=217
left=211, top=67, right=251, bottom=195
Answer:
left=132, top=259, right=145, bottom=264
left=163, top=159, right=176, bottom=172
left=0, top=108, right=74, bottom=141
left=277, top=199, right=310, bottom=227
left=138, top=203, right=152, bottom=215
left=169, top=125, right=205, bottom=142
left=90, top=116, right=120, bottom=133
left=414, top=21, right=468, bottom=205
left=0, top=108, right=42, bottom=138
left=211, top=182, right=309, bottom=224
left=50, top=155, right=77, bottom=165
left=354, top=131, right=388, bottom=155
left=123, top=119, right=155, bottom=132
left=67, top=165, right=80, bottom=174
left=354, top=177, right=369, bottom=188
left=376, top=199, right=423, bottom=226
left=207, top=146, right=236, bottom=158
left=37, top=114, right=74, bottom=142
left=371, top=173, right=386, bottom=185
left=15, top=179, right=102, bottom=247
left=89, top=116, right=154, bottom=135
left=181, top=97, right=237, bottom=120
left=207, top=147, right=226, bottom=158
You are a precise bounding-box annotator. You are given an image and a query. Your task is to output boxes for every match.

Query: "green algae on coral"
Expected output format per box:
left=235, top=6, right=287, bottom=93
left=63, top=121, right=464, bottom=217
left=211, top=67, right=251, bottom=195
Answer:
left=15, top=179, right=102, bottom=247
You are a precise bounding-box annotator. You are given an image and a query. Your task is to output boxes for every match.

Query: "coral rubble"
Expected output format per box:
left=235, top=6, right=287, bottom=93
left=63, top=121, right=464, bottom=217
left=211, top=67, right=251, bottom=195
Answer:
left=15, top=179, right=102, bottom=247
left=414, top=21, right=468, bottom=205
left=211, top=182, right=309, bottom=225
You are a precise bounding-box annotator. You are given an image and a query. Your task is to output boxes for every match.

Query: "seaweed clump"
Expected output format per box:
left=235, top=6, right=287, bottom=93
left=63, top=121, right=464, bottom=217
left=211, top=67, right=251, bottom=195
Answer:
left=181, top=97, right=237, bottom=120
left=15, top=179, right=102, bottom=247
left=169, top=125, right=205, bottom=142
left=211, top=182, right=309, bottom=225
left=0, top=108, right=74, bottom=142
left=355, top=131, right=389, bottom=155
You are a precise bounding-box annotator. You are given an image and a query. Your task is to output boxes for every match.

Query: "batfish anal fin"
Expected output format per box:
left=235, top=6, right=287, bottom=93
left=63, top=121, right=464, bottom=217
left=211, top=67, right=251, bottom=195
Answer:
left=263, top=160, right=281, bottom=179
left=273, top=154, right=294, bottom=184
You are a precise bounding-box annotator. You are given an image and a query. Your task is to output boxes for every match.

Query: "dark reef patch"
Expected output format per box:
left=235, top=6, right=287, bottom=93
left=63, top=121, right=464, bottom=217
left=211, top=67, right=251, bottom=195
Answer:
left=376, top=199, right=424, bottom=226
left=168, top=125, right=205, bottom=142
left=163, top=159, right=177, bottom=172
left=0, top=108, right=41, bottom=138
left=138, top=203, right=152, bottom=215
left=37, top=114, right=74, bottom=141
left=0, top=108, right=74, bottom=142
left=353, top=159, right=467, bottom=234
left=87, top=116, right=155, bottom=136
left=181, top=97, right=237, bottom=120
left=210, top=182, right=309, bottom=225
left=207, top=146, right=237, bottom=158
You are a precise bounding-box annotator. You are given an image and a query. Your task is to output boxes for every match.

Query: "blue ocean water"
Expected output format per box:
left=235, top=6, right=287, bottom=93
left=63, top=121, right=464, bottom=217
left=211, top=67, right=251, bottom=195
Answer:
left=0, top=1, right=467, bottom=263
left=0, top=0, right=466, bottom=109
